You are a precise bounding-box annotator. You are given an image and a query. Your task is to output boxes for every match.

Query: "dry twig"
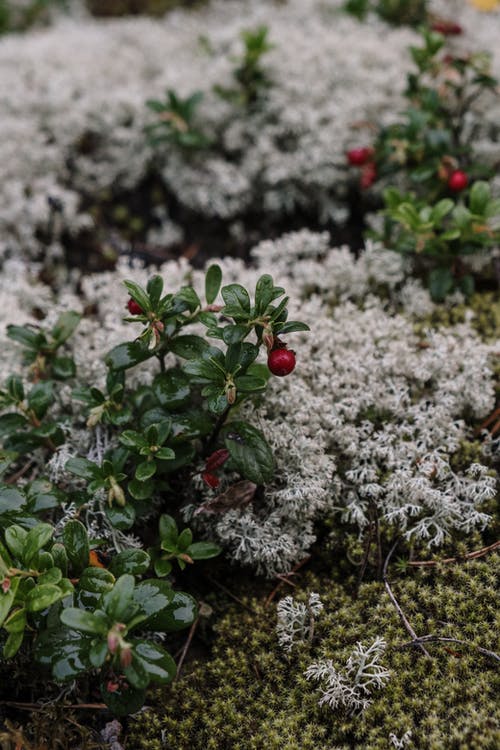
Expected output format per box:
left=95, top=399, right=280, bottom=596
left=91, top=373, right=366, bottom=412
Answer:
left=399, top=635, right=500, bottom=663
left=408, top=540, right=500, bottom=567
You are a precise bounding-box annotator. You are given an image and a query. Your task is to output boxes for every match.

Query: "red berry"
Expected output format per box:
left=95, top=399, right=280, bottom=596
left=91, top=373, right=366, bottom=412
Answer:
left=127, top=298, right=143, bottom=315
left=202, top=472, right=220, bottom=489
left=268, top=347, right=296, bottom=377
left=347, top=147, right=374, bottom=167
left=448, top=170, right=468, bottom=192
left=431, top=21, right=462, bottom=35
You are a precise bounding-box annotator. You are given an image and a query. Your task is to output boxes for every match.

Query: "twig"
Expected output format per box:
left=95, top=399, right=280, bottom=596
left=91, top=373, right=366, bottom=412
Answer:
left=265, top=555, right=312, bottom=608
left=0, top=701, right=108, bottom=710
left=4, top=460, right=35, bottom=485
left=399, top=636, right=500, bottom=663
left=383, top=540, right=430, bottom=658
left=408, top=540, right=500, bottom=568
left=175, top=616, right=199, bottom=681
left=203, top=574, right=258, bottom=614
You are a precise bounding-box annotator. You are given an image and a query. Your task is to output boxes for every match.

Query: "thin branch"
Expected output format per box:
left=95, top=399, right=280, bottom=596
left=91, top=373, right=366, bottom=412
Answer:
left=175, top=616, right=199, bottom=681
left=4, top=460, right=35, bottom=485
left=408, top=540, right=500, bottom=568
left=383, top=540, right=431, bottom=658
left=265, top=555, right=312, bottom=608
left=399, top=635, right=500, bottom=663
left=0, top=701, right=108, bottom=710
left=203, top=574, right=259, bottom=614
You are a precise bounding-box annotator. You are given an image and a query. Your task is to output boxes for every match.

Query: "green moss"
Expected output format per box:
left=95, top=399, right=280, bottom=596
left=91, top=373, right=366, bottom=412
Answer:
left=413, top=292, right=500, bottom=341
left=128, top=556, right=500, bottom=750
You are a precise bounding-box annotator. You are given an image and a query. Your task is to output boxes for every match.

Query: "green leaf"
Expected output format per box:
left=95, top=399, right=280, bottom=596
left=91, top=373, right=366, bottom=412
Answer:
left=4, top=631, right=24, bottom=658
left=0, top=578, right=19, bottom=628
left=223, top=421, right=274, bottom=484
left=431, top=199, right=454, bottom=224
left=469, top=181, right=490, bottom=215
left=153, top=369, right=191, bottom=409
left=128, top=478, right=154, bottom=500
left=52, top=356, right=76, bottom=380
left=6, top=376, right=24, bottom=402
left=147, top=275, right=164, bottom=308
left=38, top=567, right=62, bottom=585
left=255, top=275, right=285, bottom=314
left=65, top=457, right=101, bottom=482
left=221, top=284, right=251, bottom=314
left=105, top=341, right=153, bottom=371
left=0, top=414, right=28, bottom=438
left=62, top=520, right=90, bottom=574
left=132, top=640, right=176, bottom=685
left=183, top=357, right=225, bottom=383
left=222, top=325, right=249, bottom=345
left=103, top=574, right=135, bottom=622
left=169, top=335, right=213, bottom=360
left=0, top=486, right=25, bottom=515
left=35, top=628, right=91, bottom=681
left=23, top=523, right=53, bottom=565
left=78, top=567, right=115, bottom=595
left=155, top=447, right=175, bottom=460
left=143, top=590, right=197, bottom=632
left=233, top=375, right=266, bottom=393
left=105, top=504, right=136, bottom=530
left=124, top=652, right=150, bottom=690
left=154, top=558, right=172, bottom=577
left=159, top=515, right=178, bottom=546
left=27, top=382, right=54, bottom=420
left=428, top=267, right=455, bottom=302
left=205, top=264, right=222, bottom=304
left=51, top=311, right=81, bottom=345
left=109, top=550, right=150, bottom=578
left=186, top=541, right=222, bottom=560
left=135, top=461, right=157, bottom=482
left=25, top=583, right=66, bottom=612
left=89, top=640, right=108, bottom=668
left=4, top=525, right=27, bottom=559
left=100, top=676, right=146, bottom=716
left=119, top=430, right=148, bottom=450
left=177, top=528, right=193, bottom=551
left=132, top=579, right=174, bottom=626
left=7, top=325, right=45, bottom=351
left=4, top=606, right=27, bottom=634
left=60, top=607, right=108, bottom=635
left=123, top=280, right=151, bottom=314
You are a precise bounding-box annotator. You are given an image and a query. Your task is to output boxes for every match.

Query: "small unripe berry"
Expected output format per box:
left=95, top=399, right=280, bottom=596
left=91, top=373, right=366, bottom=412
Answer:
left=127, top=298, right=143, bottom=315
left=347, top=147, right=374, bottom=167
left=268, top=347, right=296, bottom=377
left=448, top=170, right=468, bottom=192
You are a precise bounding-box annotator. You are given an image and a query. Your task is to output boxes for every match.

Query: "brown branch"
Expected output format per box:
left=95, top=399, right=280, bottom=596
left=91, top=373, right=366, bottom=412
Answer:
left=408, top=540, right=500, bottom=568
left=383, top=540, right=431, bottom=658
left=4, top=460, right=35, bottom=485
left=399, top=635, right=500, bottom=663
left=203, top=574, right=258, bottom=614
left=0, top=701, right=107, bottom=710
left=175, top=616, right=199, bottom=681
left=265, top=555, right=312, bottom=608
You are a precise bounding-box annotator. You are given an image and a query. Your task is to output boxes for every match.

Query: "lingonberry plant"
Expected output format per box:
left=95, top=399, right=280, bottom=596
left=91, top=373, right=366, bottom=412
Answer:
left=145, top=89, right=211, bottom=150
left=347, top=28, right=500, bottom=299
left=213, top=25, right=273, bottom=108
left=0, top=265, right=308, bottom=713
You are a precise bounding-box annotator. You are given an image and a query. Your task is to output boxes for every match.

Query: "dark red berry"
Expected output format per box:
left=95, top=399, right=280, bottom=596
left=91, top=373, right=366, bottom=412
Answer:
left=127, top=298, right=143, bottom=315
left=448, top=170, right=468, bottom=192
left=431, top=21, right=462, bottom=35
left=347, top=147, right=374, bottom=167
left=268, top=347, right=296, bottom=377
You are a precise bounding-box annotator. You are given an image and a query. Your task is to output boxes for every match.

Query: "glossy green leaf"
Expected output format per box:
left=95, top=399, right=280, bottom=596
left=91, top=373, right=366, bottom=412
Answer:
left=100, top=676, right=146, bottom=716
left=0, top=486, right=25, bottom=515
left=221, top=283, right=251, bottom=314
left=4, top=525, right=27, bottom=559
left=124, top=652, right=150, bottom=690
left=128, top=478, right=154, bottom=500
left=63, top=519, right=90, bottom=574
left=23, top=523, right=53, bottom=565
left=25, top=583, right=66, bottom=612
left=51, top=311, right=81, bottom=345
left=153, top=369, right=191, bottom=409
left=0, top=413, right=28, bottom=438
left=35, top=628, right=91, bottom=681
left=105, top=341, right=153, bottom=371
left=4, top=606, right=27, bottom=634
left=133, top=640, right=176, bottom=685
left=65, top=457, right=101, bottom=482
left=169, top=335, right=212, bottom=360
left=132, top=579, right=174, bottom=626
left=28, top=382, right=54, bottom=419
left=143, top=590, right=197, bottom=632
left=223, top=421, right=274, bottom=484
left=135, top=461, right=157, bottom=482
left=123, top=280, right=151, bottom=314
left=109, top=550, right=150, bottom=578
left=105, top=504, right=136, bottom=530
left=4, top=631, right=24, bottom=658
left=89, top=639, right=108, bottom=668
left=205, top=264, right=222, bottom=304
left=78, top=567, right=115, bottom=594
left=52, top=356, right=76, bottom=380
left=103, top=574, right=135, bottom=622
left=60, top=607, right=108, bottom=635
left=187, top=541, right=222, bottom=560
left=159, top=515, right=178, bottom=545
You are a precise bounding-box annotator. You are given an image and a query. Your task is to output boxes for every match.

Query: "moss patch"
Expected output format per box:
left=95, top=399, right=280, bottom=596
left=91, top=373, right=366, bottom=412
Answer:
left=128, top=555, right=500, bottom=750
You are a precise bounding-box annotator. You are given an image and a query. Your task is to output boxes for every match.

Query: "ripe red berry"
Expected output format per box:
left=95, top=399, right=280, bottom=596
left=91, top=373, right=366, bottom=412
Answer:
left=431, top=21, right=462, bottom=35
left=127, top=298, right=143, bottom=315
left=202, top=472, right=220, bottom=489
left=347, top=147, right=374, bottom=167
left=268, top=347, right=296, bottom=377
left=447, top=170, right=468, bottom=192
